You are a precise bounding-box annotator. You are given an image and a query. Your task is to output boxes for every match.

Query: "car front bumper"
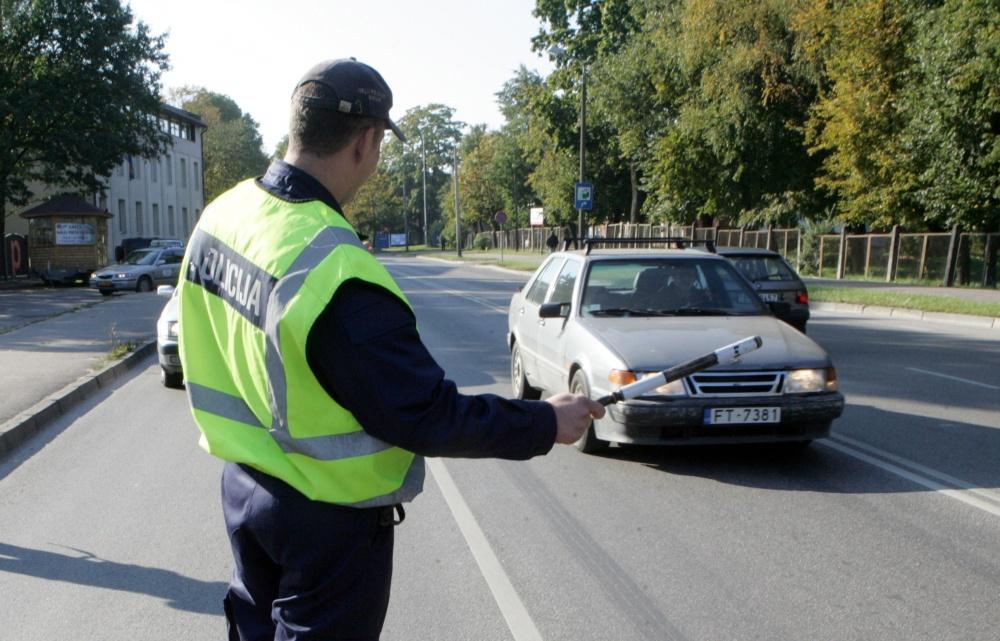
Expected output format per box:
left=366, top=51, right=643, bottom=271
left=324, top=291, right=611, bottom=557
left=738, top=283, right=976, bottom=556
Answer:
left=598, top=392, right=844, bottom=445
left=91, top=277, right=138, bottom=292
left=157, top=340, right=182, bottom=374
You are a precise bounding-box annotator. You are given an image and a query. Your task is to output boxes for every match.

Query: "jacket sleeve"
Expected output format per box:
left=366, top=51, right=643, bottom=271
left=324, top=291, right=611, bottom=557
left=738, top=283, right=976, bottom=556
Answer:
left=305, top=279, right=557, bottom=459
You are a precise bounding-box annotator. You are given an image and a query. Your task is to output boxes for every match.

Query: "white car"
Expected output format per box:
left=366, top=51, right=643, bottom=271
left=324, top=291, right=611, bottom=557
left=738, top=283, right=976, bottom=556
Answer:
left=507, top=239, right=844, bottom=453
left=156, top=285, right=182, bottom=388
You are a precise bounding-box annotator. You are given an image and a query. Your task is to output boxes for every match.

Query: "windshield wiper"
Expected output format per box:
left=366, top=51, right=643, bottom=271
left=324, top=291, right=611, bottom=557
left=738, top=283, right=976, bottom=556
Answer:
left=589, top=307, right=633, bottom=316
left=662, top=307, right=737, bottom=316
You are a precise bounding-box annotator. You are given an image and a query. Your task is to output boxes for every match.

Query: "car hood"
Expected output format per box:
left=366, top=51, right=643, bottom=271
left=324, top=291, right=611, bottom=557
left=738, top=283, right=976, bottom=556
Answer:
left=578, top=315, right=831, bottom=370
left=94, top=263, right=145, bottom=275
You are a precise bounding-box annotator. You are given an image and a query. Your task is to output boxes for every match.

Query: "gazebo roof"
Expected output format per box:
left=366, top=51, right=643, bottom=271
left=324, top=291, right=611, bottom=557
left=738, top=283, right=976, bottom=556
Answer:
left=20, top=195, right=112, bottom=219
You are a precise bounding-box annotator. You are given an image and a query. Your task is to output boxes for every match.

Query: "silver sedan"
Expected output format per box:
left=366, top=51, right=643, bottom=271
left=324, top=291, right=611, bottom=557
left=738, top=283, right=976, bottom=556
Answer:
left=89, top=247, right=185, bottom=295
left=507, top=246, right=844, bottom=453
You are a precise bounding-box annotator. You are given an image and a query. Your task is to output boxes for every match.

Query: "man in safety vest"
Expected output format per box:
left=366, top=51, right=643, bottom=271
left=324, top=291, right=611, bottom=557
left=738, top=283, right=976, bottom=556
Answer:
left=177, top=58, right=604, bottom=640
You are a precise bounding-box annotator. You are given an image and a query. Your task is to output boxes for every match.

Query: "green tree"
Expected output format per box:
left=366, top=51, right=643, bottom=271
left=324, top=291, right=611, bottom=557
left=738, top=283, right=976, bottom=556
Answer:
left=343, top=163, right=403, bottom=239
left=902, top=0, right=1000, bottom=231
left=175, top=88, right=269, bottom=204
left=0, top=0, right=169, bottom=274
left=796, top=0, right=920, bottom=229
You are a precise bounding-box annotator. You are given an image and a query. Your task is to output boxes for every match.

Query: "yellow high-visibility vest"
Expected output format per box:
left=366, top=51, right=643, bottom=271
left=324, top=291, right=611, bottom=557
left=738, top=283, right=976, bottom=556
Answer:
left=177, top=179, right=422, bottom=506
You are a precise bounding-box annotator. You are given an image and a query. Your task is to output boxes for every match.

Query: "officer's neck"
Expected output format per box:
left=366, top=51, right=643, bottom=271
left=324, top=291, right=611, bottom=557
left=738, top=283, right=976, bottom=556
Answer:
left=283, top=149, right=358, bottom=206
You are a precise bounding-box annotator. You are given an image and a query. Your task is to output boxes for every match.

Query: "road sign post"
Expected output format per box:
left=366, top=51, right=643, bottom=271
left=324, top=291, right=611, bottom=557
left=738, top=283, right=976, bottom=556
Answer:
left=494, top=210, right=507, bottom=264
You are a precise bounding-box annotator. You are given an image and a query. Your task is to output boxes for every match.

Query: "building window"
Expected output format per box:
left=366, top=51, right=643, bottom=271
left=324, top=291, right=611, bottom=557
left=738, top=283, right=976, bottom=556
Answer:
left=193, top=162, right=200, bottom=190
left=180, top=158, right=187, bottom=188
left=166, top=155, right=173, bottom=185
left=152, top=203, right=160, bottom=236
left=118, top=199, right=127, bottom=234
left=150, top=158, right=158, bottom=183
left=181, top=207, right=188, bottom=237
left=116, top=160, right=125, bottom=177
left=167, top=205, right=176, bottom=236
left=131, top=157, right=140, bottom=180
left=135, top=202, right=144, bottom=236
left=170, top=121, right=180, bottom=137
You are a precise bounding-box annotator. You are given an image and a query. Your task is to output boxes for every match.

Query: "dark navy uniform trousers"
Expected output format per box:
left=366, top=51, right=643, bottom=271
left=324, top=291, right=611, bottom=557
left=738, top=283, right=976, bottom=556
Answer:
left=221, top=462, right=396, bottom=641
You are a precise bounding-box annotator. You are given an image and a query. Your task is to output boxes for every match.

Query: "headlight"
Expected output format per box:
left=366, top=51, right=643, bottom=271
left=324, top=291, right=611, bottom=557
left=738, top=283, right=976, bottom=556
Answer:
left=166, top=320, right=179, bottom=340
left=609, top=369, right=687, bottom=397
left=115, top=273, right=130, bottom=279
left=785, top=368, right=838, bottom=393
left=90, top=272, right=97, bottom=279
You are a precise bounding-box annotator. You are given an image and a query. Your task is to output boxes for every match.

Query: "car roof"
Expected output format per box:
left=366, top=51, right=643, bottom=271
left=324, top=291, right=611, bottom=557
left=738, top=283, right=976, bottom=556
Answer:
left=553, top=248, right=728, bottom=262
left=715, top=246, right=782, bottom=257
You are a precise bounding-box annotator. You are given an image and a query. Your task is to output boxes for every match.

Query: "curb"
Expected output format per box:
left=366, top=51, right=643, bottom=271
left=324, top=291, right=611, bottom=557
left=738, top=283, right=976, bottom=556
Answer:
left=0, top=339, right=157, bottom=460
left=809, top=301, right=1000, bottom=330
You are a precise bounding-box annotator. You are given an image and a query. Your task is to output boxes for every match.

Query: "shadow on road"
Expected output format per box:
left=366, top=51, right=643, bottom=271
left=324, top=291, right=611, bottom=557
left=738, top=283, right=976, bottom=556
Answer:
left=0, top=542, right=226, bottom=614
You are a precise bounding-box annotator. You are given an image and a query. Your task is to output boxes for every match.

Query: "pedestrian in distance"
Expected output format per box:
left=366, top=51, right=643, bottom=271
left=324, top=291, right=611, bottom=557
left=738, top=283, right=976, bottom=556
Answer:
left=176, top=57, right=604, bottom=641
left=545, top=230, right=559, bottom=252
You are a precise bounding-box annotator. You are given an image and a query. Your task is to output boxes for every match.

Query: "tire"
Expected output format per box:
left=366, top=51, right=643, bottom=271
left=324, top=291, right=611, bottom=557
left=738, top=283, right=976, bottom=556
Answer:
left=511, top=342, right=541, bottom=400
left=570, top=371, right=608, bottom=454
left=161, top=367, right=184, bottom=389
left=136, top=276, right=153, bottom=292
left=99, top=289, right=114, bottom=297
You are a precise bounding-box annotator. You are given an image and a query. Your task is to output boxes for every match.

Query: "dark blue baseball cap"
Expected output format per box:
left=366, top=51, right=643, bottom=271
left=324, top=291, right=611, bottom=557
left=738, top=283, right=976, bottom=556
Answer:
left=295, top=58, right=405, bottom=142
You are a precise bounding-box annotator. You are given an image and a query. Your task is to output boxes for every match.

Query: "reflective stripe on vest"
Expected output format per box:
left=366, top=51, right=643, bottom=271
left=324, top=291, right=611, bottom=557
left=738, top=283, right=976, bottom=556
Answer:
left=180, top=181, right=423, bottom=507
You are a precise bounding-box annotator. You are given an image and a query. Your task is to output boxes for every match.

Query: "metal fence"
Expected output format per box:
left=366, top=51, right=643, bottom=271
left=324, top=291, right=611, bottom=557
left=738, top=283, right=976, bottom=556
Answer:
left=818, top=226, right=998, bottom=287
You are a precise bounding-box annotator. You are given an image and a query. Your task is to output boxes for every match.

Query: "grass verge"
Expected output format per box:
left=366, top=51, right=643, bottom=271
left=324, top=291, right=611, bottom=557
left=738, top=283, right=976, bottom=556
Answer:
left=810, top=286, right=1000, bottom=317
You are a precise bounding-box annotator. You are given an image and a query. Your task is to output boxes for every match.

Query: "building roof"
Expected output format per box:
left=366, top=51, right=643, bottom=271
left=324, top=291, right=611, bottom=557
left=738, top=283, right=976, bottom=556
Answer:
left=161, top=103, right=208, bottom=128
left=20, top=195, right=112, bottom=219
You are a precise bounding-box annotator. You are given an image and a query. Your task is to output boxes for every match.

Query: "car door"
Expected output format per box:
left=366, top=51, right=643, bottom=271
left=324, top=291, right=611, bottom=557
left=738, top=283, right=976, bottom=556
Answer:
left=535, top=258, right=581, bottom=391
left=513, top=257, right=564, bottom=389
left=153, top=249, right=183, bottom=285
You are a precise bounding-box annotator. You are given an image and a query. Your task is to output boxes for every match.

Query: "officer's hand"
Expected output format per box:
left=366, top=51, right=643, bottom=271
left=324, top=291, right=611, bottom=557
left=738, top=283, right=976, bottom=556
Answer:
left=546, top=393, right=606, bottom=444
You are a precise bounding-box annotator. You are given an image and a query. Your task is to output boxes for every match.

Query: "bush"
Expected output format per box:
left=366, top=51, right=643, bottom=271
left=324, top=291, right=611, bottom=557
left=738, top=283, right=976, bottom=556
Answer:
left=474, top=232, right=492, bottom=251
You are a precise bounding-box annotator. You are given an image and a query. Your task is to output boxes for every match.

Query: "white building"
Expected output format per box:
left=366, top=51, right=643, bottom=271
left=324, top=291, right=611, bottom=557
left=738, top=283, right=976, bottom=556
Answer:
left=7, top=103, right=207, bottom=266
left=96, top=104, right=207, bottom=261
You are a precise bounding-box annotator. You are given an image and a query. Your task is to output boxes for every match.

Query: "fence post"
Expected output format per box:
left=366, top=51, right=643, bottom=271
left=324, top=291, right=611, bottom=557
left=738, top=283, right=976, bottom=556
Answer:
left=796, top=230, right=802, bottom=272
left=943, top=224, right=961, bottom=287
left=836, top=227, right=847, bottom=280
left=765, top=225, right=773, bottom=250
left=984, top=233, right=997, bottom=288
left=863, top=234, right=872, bottom=278
left=738, top=227, right=745, bottom=247
left=887, top=225, right=900, bottom=282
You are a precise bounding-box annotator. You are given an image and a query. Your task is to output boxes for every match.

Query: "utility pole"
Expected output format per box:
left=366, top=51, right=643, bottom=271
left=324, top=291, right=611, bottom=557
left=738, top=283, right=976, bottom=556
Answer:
left=402, top=176, right=409, bottom=252
left=577, top=65, right=587, bottom=244
left=420, top=130, right=428, bottom=247
left=453, top=147, right=462, bottom=258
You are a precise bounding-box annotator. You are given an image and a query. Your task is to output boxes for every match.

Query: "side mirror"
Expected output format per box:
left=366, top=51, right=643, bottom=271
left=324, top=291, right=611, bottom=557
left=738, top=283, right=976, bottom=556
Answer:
left=157, top=285, right=174, bottom=298
left=539, top=302, right=570, bottom=318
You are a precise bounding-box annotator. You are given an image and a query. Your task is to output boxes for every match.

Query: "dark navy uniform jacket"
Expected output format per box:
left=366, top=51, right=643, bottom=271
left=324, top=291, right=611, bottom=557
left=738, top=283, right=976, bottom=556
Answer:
left=259, top=160, right=557, bottom=461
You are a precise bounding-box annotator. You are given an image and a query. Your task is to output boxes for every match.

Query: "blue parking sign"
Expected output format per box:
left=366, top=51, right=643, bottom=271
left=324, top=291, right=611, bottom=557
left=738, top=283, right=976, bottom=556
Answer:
left=575, top=182, right=594, bottom=211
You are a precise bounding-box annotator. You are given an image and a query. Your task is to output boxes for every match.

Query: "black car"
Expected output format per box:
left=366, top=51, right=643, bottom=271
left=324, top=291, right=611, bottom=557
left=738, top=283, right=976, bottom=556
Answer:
left=716, top=247, right=810, bottom=332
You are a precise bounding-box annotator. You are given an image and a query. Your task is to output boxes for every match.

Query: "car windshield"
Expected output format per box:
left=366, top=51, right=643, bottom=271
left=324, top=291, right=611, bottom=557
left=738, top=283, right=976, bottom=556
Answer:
left=730, top=255, right=797, bottom=282
left=123, top=249, right=158, bottom=266
left=581, top=258, right=768, bottom=317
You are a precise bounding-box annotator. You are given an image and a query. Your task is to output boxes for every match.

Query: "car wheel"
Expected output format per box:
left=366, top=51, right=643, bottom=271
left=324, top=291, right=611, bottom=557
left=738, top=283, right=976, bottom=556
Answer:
left=99, top=289, right=114, bottom=297
left=136, top=276, right=153, bottom=292
left=570, top=371, right=608, bottom=454
left=511, top=342, right=541, bottom=400
left=161, top=367, right=184, bottom=389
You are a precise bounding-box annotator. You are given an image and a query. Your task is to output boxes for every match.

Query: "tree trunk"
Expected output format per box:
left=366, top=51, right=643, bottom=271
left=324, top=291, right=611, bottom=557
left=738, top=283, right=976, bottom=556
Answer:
left=0, top=185, right=7, bottom=280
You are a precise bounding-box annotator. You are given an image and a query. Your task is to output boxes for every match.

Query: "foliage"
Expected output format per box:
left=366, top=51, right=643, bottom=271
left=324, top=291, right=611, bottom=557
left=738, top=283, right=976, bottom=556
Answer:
left=175, top=88, right=269, bottom=204
left=0, top=0, right=169, bottom=266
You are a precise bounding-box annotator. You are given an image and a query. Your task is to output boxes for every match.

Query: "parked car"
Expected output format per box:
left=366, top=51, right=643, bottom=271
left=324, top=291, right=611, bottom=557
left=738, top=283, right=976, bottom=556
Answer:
left=716, top=247, right=810, bottom=332
left=507, top=239, right=843, bottom=453
left=156, top=285, right=183, bottom=388
left=89, top=246, right=185, bottom=295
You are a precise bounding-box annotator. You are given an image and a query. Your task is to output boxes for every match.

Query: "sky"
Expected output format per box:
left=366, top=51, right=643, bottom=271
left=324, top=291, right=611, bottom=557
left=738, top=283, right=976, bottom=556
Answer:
left=126, top=0, right=556, bottom=155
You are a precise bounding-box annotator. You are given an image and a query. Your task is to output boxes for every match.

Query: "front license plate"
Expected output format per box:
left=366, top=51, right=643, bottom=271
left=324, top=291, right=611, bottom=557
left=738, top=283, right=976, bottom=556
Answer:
left=704, top=407, right=781, bottom=425
left=758, top=292, right=780, bottom=302
left=97, top=281, right=112, bottom=288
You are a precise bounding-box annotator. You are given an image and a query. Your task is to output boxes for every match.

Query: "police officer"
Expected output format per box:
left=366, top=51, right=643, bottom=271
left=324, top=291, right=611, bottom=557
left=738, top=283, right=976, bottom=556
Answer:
left=177, top=58, right=604, bottom=641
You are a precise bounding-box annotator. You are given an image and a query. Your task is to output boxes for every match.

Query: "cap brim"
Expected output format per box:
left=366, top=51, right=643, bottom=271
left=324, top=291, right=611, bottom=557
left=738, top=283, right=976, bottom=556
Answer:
left=387, top=119, right=406, bottom=143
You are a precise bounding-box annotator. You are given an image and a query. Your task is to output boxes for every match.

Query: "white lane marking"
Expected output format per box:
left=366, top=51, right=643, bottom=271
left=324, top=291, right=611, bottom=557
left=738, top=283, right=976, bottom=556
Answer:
left=905, top=367, right=1000, bottom=390
left=821, top=437, right=1000, bottom=518
left=428, top=458, right=544, bottom=641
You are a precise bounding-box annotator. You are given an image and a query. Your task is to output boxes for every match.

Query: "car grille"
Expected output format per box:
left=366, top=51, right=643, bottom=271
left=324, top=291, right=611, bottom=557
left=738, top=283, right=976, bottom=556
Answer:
left=687, top=371, right=783, bottom=396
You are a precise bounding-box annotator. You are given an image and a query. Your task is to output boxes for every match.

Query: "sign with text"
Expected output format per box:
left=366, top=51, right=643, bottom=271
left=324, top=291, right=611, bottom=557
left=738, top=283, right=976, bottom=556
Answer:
left=55, top=223, right=95, bottom=245
left=529, top=207, right=544, bottom=227
left=574, top=182, right=594, bottom=211
left=389, top=233, right=407, bottom=247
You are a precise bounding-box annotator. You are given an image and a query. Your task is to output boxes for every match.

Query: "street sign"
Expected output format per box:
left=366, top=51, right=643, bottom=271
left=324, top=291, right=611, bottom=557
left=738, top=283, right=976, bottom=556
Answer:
left=494, top=210, right=507, bottom=225
left=529, top=207, right=544, bottom=226
left=575, top=182, right=594, bottom=211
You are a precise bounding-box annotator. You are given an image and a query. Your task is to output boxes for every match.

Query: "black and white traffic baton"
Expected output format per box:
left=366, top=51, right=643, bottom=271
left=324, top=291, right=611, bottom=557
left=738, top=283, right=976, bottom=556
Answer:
left=595, top=336, right=763, bottom=406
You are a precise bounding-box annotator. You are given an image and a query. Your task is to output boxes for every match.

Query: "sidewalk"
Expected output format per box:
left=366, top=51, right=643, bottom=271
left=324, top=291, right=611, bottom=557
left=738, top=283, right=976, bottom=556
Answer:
left=0, top=287, right=166, bottom=458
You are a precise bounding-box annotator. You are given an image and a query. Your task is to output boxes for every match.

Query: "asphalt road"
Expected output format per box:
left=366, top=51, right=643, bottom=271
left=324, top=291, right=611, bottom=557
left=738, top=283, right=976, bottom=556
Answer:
left=1, top=256, right=997, bottom=640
